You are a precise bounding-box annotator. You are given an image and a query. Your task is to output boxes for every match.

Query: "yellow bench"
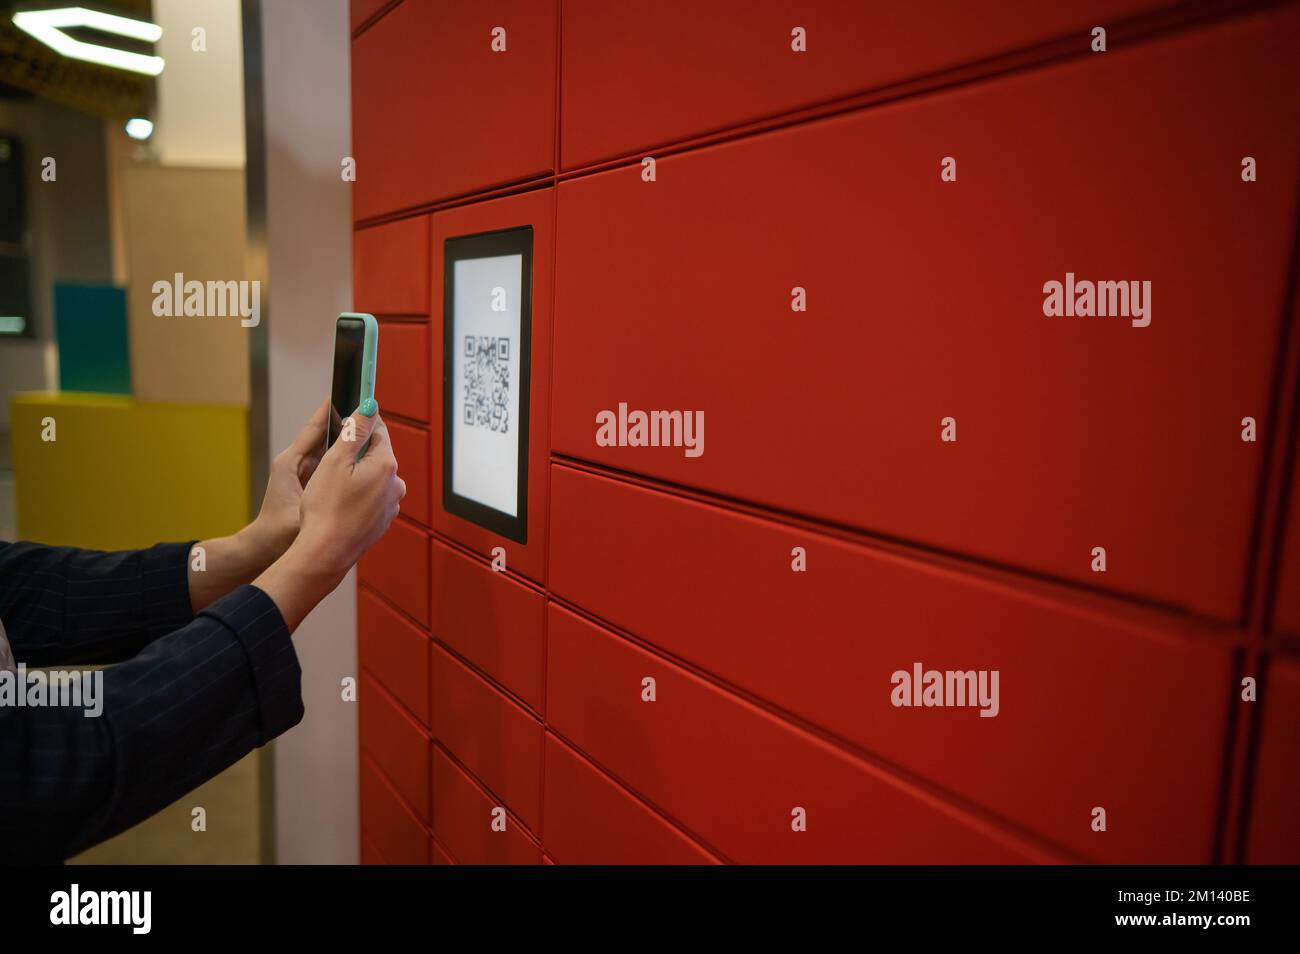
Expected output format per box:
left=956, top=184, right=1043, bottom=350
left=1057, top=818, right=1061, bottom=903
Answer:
left=9, top=392, right=248, bottom=550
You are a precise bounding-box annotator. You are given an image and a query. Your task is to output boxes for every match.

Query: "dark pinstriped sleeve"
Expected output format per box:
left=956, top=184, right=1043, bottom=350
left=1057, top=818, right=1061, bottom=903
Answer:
left=0, top=540, right=197, bottom=667
left=0, top=584, right=303, bottom=862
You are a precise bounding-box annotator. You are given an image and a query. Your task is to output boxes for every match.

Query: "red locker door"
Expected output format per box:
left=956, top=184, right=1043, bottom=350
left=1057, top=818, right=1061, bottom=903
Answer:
left=561, top=0, right=1183, bottom=168
left=549, top=463, right=1231, bottom=863
left=358, top=585, right=431, bottom=727
left=351, top=0, right=557, bottom=220
left=1245, top=656, right=1300, bottom=863
left=551, top=8, right=1300, bottom=620
left=546, top=603, right=1050, bottom=864
left=1271, top=458, right=1300, bottom=639
left=354, top=215, right=430, bottom=317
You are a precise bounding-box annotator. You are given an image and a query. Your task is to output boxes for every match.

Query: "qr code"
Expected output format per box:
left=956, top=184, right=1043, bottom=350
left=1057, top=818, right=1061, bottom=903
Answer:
left=462, top=335, right=511, bottom=433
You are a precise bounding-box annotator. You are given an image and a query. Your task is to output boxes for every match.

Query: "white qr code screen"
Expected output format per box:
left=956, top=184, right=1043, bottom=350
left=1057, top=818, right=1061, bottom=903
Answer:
left=451, top=253, right=523, bottom=516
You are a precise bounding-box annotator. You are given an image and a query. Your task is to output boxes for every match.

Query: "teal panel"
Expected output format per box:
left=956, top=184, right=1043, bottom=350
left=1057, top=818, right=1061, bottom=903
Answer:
left=54, top=282, right=131, bottom=395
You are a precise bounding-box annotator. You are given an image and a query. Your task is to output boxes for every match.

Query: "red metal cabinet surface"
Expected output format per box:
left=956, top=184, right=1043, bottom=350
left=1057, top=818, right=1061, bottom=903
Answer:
left=359, top=674, right=431, bottom=823
left=552, top=11, right=1300, bottom=621
left=543, top=733, right=717, bottom=865
left=430, top=540, right=546, bottom=712
left=431, top=839, right=454, bottom=864
left=354, top=215, right=429, bottom=316
left=351, top=0, right=557, bottom=220
left=374, top=320, right=429, bottom=423
left=360, top=831, right=384, bottom=864
left=387, top=418, right=430, bottom=526
left=432, top=748, right=542, bottom=865
left=1245, top=655, right=1300, bottom=864
left=560, top=0, right=1182, bottom=168
left=549, top=464, right=1230, bottom=862
left=1272, top=461, right=1300, bottom=639
left=360, top=754, right=429, bottom=865
left=428, top=189, right=555, bottom=584
left=350, top=0, right=391, bottom=34
left=358, top=585, right=431, bottom=727
left=546, top=603, right=1049, bottom=864
left=357, top=515, right=430, bottom=628
left=431, top=643, right=544, bottom=833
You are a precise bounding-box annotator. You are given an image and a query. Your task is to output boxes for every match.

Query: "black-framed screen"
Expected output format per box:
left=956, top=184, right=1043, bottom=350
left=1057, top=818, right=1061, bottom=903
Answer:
left=442, top=226, right=533, bottom=543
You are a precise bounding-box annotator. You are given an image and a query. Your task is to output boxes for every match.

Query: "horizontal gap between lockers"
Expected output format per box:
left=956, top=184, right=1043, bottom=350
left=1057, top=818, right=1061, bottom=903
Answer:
left=549, top=455, right=1247, bottom=644
left=549, top=0, right=1275, bottom=180
left=371, top=436, right=1256, bottom=644
left=430, top=736, right=543, bottom=847
left=350, top=0, right=402, bottom=40
left=350, top=0, right=1283, bottom=232
left=360, top=568, right=1085, bottom=865
left=370, top=407, right=426, bottom=430
left=358, top=681, right=543, bottom=850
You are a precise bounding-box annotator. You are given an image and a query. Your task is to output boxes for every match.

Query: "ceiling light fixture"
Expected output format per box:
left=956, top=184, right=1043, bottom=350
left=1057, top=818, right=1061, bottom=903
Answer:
left=124, top=117, right=153, bottom=140
left=11, top=6, right=164, bottom=76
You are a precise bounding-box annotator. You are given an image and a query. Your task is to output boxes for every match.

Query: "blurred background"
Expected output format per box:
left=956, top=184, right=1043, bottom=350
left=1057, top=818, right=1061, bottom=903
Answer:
left=0, top=0, right=355, bottom=863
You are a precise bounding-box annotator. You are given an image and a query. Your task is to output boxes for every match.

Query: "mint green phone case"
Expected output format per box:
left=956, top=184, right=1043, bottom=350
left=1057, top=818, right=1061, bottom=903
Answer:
left=340, top=311, right=379, bottom=407
left=329, top=312, right=378, bottom=454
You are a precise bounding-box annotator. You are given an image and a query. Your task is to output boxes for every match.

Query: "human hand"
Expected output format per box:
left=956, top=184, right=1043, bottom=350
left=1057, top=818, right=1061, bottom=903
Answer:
left=252, top=404, right=405, bottom=629
left=188, top=400, right=330, bottom=613
left=244, top=399, right=329, bottom=565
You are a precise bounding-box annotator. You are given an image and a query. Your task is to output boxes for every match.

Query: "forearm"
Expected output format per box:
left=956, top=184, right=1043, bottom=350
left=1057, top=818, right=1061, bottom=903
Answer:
left=0, top=541, right=194, bottom=667
left=251, top=539, right=344, bottom=632
left=0, top=584, right=303, bottom=861
left=187, top=526, right=284, bottom=614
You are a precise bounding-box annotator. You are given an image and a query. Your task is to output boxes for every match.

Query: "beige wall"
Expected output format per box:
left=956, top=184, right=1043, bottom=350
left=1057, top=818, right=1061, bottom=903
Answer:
left=121, top=164, right=249, bottom=406
left=154, top=0, right=246, bottom=169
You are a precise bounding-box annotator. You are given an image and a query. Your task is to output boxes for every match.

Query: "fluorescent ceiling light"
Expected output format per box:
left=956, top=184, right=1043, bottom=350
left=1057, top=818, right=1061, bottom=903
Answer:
left=124, top=117, right=153, bottom=140
left=0, top=316, right=27, bottom=334
left=12, top=7, right=164, bottom=76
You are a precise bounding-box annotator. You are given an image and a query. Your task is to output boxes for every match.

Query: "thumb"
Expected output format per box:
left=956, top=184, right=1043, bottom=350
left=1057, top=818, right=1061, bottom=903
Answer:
left=327, top=399, right=379, bottom=462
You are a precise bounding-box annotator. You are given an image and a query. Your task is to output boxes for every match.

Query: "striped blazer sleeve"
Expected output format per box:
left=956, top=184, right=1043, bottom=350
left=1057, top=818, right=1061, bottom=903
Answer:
left=0, top=540, right=197, bottom=667
left=0, top=581, right=304, bottom=862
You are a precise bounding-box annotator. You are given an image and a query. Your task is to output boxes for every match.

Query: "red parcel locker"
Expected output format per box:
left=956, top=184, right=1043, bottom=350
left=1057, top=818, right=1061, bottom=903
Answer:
left=430, top=539, right=546, bottom=713
left=374, top=320, right=429, bottom=423
left=543, top=733, right=718, bottom=865
left=353, top=215, right=430, bottom=316
left=358, top=585, right=431, bottom=727
left=548, top=464, right=1230, bottom=863
left=357, top=515, right=430, bottom=628
left=546, top=603, right=1051, bottom=864
left=1271, top=457, right=1300, bottom=640
left=430, top=643, right=545, bottom=833
left=386, top=418, right=431, bottom=526
left=359, top=754, right=430, bottom=866
left=1245, top=655, right=1300, bottom=864
left=350, top=0, right=557, bottom=220
left=560, top=0, right=1184, bottom=168
left=358, top=674, right=431, bottom=823
left=349, top=0, right=390, bottom=35
left=551, top=9, right=1300, bottom=621
left=431, top=748, right=542, bottom=865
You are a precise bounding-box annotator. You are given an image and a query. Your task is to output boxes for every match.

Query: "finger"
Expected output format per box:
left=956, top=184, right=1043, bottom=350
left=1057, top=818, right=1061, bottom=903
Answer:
left=355, top=413, right=391, bottom=464
left=324, top=404, right=380, bottom=465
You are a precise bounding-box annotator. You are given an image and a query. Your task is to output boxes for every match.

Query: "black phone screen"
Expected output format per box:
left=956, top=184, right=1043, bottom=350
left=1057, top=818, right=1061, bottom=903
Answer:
left=327, top=316, right=366, bottom=447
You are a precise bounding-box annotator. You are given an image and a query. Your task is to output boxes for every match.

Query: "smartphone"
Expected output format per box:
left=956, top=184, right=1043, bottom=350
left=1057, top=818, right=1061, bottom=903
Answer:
left=326, top=312, right=378, bottom=449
